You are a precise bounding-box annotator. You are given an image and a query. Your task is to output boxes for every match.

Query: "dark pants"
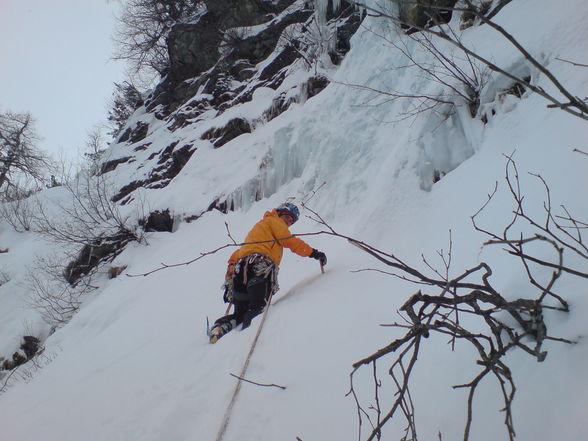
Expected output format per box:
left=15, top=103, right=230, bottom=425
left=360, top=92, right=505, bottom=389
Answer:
left=215, top=265, right=272, bottom=330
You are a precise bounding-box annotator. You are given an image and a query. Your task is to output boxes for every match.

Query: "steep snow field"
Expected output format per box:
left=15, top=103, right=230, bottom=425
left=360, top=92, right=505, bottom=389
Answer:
left=1, top=1, right=587, bottom=440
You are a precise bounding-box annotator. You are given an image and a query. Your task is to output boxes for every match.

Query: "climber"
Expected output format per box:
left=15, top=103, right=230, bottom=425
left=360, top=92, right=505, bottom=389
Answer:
left=208, top=202, right=327, bottom=343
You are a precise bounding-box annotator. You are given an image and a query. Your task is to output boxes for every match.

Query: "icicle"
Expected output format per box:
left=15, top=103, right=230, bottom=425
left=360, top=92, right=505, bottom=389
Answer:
left=314, top=0, right=342, bottom=23
left=315, top=0, right=329, bottom=23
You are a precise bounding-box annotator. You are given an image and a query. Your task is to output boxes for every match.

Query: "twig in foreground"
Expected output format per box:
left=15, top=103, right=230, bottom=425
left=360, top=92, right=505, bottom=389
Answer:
left=229, top=373, right=287, bottom=390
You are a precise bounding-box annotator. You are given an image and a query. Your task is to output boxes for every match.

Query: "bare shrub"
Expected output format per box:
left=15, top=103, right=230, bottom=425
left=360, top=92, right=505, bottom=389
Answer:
left=337, top=22, right=488, bottom=121
left=23, top=160, right=144, bottom=325
left=0, top=190, right=36, bottom=232
left=25, top=254, right=90, bottom=327
left=113, top=0, right=206, bottom=82
left=0, top=111, right=50, bottom=195
left=327, top=154, right=585, bottom=441
left=219, top=26, right=252, bottom=56
left=31, top=168, right=141, bottom=247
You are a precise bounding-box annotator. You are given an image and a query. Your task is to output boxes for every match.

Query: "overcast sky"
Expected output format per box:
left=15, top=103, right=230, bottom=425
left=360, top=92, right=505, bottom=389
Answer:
left=0, top=0, right=125, bottom=163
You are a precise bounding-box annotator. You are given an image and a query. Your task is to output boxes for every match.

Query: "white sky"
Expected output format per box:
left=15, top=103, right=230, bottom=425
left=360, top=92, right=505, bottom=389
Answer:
left=0, top=0, right=125, bottom=163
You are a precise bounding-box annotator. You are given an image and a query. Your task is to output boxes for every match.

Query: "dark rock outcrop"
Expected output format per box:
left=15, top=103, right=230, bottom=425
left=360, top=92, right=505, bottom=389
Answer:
left=112, top=143, right=196, bottom=203
left=304, top=75, right=330, bottom=99
left=1, top=336, right=41, bottom=371
left=204, top=0, right=295, bottom=28
left=329, top=5, right=363, bottom=64
left=118, top=121, right=149, bottom=144
left=100, top=156, right=133, bottom=175
left=140, top=209, right=174, bottom=232
left=64, top=230, right=137, bottom=286
left=20, top=336, right=40, bottom=359
left=147, top=1, right=313, bottom=116
left=167, top=13, right=223, bottom=79
left=202, top=118, right=252, bottom=148
left=399, top=0, right=458, bottom=32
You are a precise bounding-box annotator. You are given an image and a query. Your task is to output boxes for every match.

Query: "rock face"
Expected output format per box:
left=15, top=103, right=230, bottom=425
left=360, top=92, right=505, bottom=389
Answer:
left=166, top=13, right=223, bottom=80
left=111, top=142, right=196, bottom=204
left=150, top=1, right=298, bottom=113
left=104, top=0, right=362, bottom=215
left=140, top=209, right=174, bottom=232
left=204, top=0, right=294, bottom=28
left=164, top=1, right=295, bottom=84
left=399, top=0, right=458, bottom=30
left=147, top=0, right=360, bottom=115
left=64, top=230, right=137, bottom=286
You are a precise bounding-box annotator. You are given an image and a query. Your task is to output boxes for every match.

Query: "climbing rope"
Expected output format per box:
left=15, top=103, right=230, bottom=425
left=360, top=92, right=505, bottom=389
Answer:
left=214, top=291, right=275, bottom=441
left=214, top=262, right=324, bottom=441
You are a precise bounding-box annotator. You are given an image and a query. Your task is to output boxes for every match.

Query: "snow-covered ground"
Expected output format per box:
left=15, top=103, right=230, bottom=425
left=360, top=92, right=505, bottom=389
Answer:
left=1, top=1, right=587, bottom=440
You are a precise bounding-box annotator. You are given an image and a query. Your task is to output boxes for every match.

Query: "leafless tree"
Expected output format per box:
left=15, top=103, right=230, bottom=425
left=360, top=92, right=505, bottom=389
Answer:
left=0, top=131, right=144, bottom=326
left=348, top=0, right=588, bottom=121
left=80, top=127, right=109, bottom=176
left=336, top=22, right=487, bottom=122
left=112, top=0, right=206, bottom=82
left=0, top=111, right=50, bottom=197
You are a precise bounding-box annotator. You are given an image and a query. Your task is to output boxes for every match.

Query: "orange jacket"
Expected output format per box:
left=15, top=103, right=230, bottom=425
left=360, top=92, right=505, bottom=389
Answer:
left=228, top=210, right=313, bottom=265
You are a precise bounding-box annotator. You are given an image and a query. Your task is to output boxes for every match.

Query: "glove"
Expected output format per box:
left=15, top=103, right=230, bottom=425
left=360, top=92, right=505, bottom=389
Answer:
left=309, top=249, right=327, bottom=266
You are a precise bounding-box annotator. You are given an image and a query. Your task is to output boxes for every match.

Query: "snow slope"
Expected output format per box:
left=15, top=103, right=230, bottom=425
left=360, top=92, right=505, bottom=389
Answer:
left=1, top=1, right=587, bottom=440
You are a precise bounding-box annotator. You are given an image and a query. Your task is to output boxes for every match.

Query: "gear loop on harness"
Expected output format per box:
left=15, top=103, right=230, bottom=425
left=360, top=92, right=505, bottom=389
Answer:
left=223, top=253, right=279, bottom=303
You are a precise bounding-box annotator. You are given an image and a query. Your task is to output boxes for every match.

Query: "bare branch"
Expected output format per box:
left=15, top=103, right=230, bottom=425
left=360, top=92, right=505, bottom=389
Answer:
left=229, top=373, right=286, bottom=390
left=555, top=57, right=588, bottom=68
left=337, top=154, right=583, bottom=440
left=348, top=0, right=588, bottom=121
